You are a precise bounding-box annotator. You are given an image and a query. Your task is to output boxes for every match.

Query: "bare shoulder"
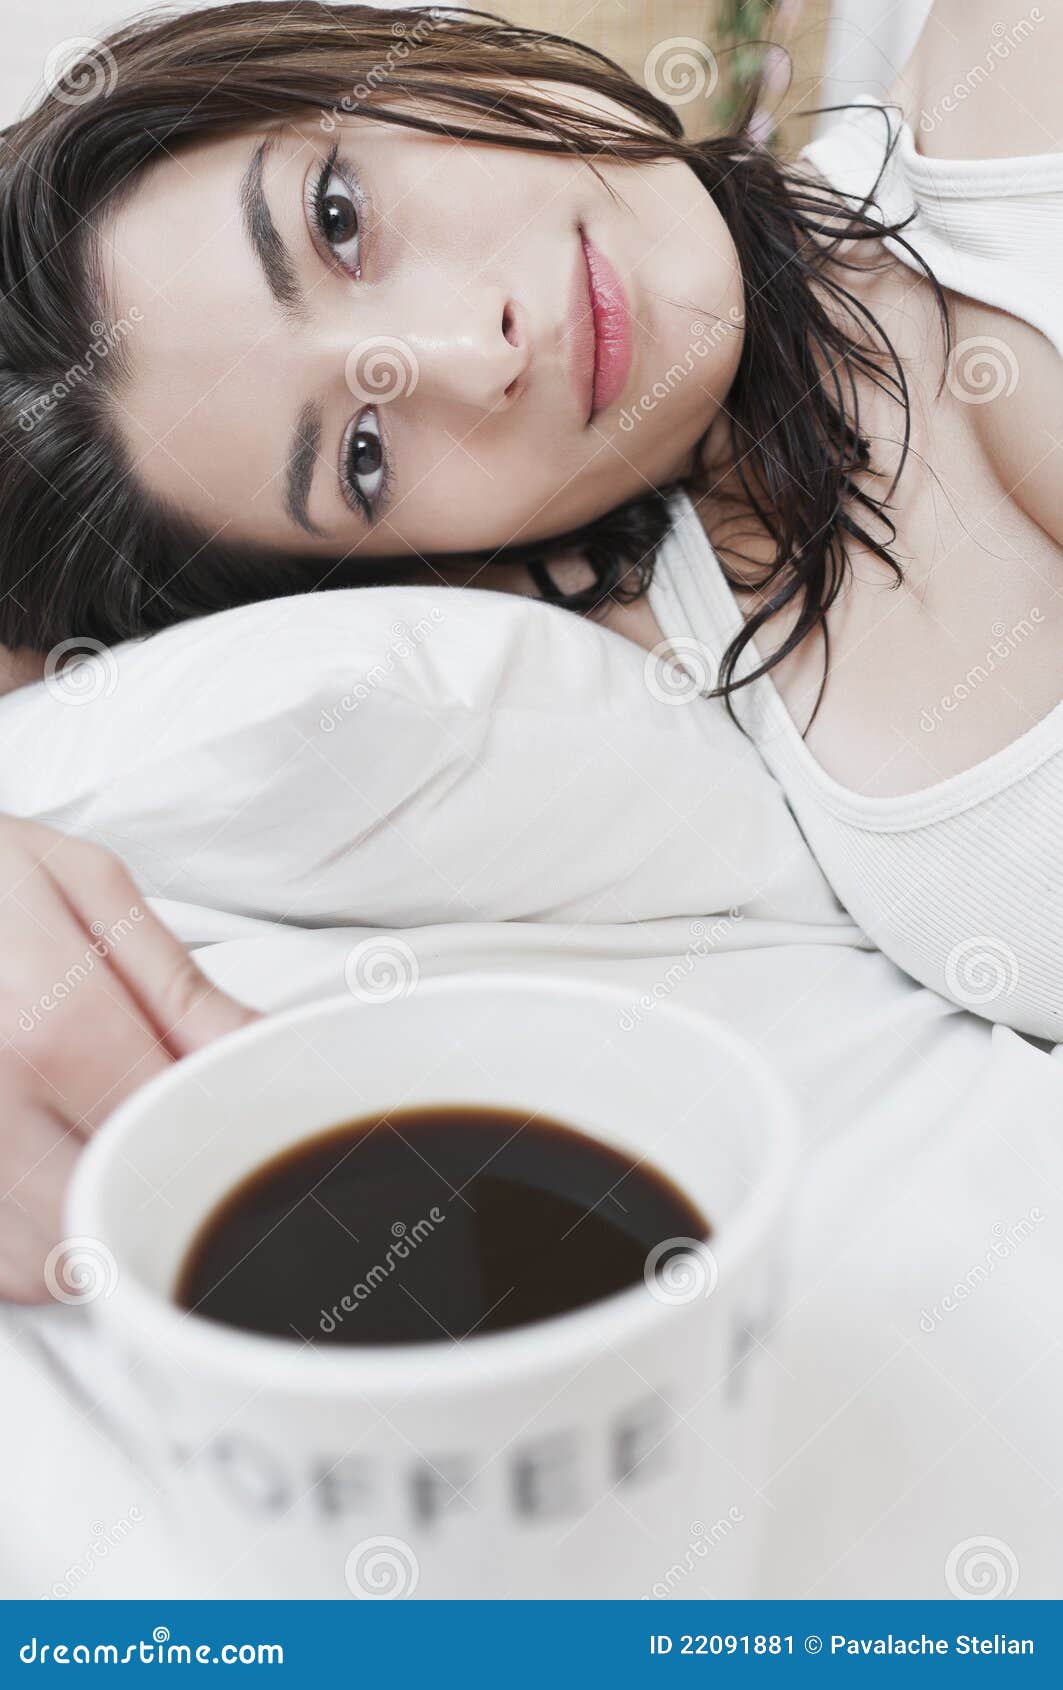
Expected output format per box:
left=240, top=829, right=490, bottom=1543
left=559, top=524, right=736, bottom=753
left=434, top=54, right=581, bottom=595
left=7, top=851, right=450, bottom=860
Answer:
left=888, top=0, right=1062, bottom=159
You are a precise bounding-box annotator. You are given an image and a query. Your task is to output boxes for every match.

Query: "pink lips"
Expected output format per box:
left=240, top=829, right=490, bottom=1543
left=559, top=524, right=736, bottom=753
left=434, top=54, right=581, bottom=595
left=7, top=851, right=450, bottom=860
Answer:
left=564, top=227, right=633, bottom=422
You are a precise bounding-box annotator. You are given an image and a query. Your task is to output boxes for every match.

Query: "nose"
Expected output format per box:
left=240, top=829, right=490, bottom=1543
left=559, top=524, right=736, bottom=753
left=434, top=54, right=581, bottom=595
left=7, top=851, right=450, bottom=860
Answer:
left=333, top=283, right=529, bottom=416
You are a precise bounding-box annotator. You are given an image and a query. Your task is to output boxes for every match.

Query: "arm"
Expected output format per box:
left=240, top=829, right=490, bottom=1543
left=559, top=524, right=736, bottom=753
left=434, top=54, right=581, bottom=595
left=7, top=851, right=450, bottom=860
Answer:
left=888, top=0, right=1062, bottom=159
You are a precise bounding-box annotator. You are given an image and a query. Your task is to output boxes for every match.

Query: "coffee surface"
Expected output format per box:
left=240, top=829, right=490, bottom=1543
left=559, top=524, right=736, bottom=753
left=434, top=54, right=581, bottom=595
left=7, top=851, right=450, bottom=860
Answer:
left=176, top=1105, right=708, bottom=1346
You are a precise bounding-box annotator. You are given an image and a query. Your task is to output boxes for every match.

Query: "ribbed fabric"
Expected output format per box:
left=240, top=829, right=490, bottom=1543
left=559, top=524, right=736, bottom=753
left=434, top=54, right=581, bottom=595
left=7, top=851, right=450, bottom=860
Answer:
left=801, top=99, right=1063, bottom=357
left=648, top=107, right=1063, bottom=1041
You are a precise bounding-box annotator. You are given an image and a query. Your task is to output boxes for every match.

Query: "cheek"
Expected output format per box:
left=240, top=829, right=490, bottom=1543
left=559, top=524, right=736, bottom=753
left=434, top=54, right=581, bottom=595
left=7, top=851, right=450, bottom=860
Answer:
left=383, top=136, right=562, bottom=261
left=396, top=448, right=595, bottom=551
left=392, top=372, right=711, bottom=552
left=631, top=323, right=743, bottom=443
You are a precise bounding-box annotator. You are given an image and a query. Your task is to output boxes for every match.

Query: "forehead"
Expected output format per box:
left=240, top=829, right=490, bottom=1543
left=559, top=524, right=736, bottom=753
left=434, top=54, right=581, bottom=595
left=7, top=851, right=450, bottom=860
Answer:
left=101, top=125, right=297, bottom=531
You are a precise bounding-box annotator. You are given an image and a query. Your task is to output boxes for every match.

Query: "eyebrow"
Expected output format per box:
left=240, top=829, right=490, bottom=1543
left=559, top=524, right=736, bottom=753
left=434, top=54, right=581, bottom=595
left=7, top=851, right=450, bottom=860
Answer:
left=284, top=401, right=326, bottom=536
left=240, top=137, right=371, bottom=536
left=239, top=137, right=305, bottom=318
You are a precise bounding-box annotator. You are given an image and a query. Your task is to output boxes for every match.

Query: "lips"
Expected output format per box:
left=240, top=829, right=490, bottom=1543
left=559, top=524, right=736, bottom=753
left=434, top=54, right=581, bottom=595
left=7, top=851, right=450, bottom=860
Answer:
left=563, top=226, right=634, bottom=423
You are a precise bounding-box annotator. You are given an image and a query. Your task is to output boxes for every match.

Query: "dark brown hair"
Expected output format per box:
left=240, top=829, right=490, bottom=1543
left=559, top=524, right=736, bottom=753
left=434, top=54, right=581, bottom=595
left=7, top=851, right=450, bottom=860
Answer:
left=0, top=2, right=941, bottom=701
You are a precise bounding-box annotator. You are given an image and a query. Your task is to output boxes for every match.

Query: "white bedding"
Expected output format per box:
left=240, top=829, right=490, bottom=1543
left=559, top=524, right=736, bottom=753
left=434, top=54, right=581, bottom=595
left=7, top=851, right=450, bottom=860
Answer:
left=0, top=588, right=846, bottom=930
left=3, top=907, right=1061, bottom=1601
left=1, top=589, right=1060, bottom=1600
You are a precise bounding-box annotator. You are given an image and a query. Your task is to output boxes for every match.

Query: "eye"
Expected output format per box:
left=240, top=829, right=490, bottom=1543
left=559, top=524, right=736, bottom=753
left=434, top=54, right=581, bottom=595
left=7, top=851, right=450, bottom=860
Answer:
left=310, top=153, right=361, bottom=276
left=342, top=409, right=387, bottom=516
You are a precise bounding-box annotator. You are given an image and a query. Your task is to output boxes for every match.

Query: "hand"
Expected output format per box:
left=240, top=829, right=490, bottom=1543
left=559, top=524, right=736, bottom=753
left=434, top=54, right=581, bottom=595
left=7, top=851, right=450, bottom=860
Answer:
left=0, top=817, right=256, bottom=1302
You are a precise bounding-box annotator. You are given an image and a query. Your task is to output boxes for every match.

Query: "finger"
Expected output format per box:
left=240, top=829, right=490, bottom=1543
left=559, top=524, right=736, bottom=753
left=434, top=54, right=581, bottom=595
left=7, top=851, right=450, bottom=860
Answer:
left=4, top=967, right=172, bottom=1133
left=0, top=880, right=175, bottom=1131
left=44, top=845, right=257, bottom=1058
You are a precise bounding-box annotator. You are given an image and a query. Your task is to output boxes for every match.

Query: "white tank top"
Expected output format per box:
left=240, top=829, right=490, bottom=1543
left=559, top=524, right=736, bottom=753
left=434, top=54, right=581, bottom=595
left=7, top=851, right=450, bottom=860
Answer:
left=648, top=102, right=1063, bottom=1042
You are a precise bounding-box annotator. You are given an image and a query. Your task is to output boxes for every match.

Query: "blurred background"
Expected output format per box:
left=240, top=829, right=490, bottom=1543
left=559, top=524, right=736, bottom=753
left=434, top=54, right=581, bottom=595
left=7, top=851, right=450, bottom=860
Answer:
left=2, top=1, right=933, bottom=144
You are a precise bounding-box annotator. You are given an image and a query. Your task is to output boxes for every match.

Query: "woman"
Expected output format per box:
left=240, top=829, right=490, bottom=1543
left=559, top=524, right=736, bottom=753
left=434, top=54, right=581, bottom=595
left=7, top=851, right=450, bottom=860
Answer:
left=0, top=0, right=1060, bottom=1299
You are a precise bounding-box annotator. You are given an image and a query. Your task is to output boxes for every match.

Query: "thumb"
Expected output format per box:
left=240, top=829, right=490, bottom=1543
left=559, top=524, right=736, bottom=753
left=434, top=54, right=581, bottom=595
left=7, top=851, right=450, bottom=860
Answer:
left=147, top=947, right=260, bottom=1057
left=57, top=863, right=259, bottom=1057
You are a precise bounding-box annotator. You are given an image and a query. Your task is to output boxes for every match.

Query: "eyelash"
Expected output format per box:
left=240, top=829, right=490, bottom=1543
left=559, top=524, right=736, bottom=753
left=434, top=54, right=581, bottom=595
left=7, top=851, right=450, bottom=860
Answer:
left=309, top=143, right=361, bottom=274
left=340, top=412, right=392, bottom=525
left=308, top=145, right=390, bottom=522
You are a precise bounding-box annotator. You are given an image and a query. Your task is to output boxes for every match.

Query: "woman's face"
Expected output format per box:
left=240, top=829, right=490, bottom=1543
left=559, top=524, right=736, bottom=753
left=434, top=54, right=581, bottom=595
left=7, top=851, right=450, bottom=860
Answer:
left=102, top=90, right=744, bottom=561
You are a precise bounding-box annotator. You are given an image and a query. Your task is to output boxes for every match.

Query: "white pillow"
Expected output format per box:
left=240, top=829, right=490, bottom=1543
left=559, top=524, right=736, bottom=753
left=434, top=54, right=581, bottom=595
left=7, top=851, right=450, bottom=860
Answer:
left=0, top=587, right=842, bottom=929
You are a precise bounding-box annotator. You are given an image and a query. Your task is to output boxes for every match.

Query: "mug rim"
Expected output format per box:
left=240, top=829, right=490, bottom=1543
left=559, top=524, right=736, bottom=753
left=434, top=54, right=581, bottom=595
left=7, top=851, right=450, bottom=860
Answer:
left=68, top=970, right=800, bottom=1393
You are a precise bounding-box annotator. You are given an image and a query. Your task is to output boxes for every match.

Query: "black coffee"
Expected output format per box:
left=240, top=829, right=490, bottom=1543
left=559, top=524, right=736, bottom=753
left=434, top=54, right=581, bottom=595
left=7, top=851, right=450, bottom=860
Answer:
left=176, top=1105, right=708, bottom=1346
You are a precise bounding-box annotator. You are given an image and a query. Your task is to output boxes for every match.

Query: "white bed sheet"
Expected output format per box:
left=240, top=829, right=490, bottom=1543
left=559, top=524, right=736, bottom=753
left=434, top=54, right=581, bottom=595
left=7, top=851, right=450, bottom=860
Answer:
left=3, top=904, right=1061, bottom=1601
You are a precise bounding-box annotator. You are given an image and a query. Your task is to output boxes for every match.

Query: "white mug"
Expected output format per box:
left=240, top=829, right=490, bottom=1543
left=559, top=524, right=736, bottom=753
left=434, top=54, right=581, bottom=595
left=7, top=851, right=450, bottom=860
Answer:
left=68, top=971, right=797, bottom=1599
